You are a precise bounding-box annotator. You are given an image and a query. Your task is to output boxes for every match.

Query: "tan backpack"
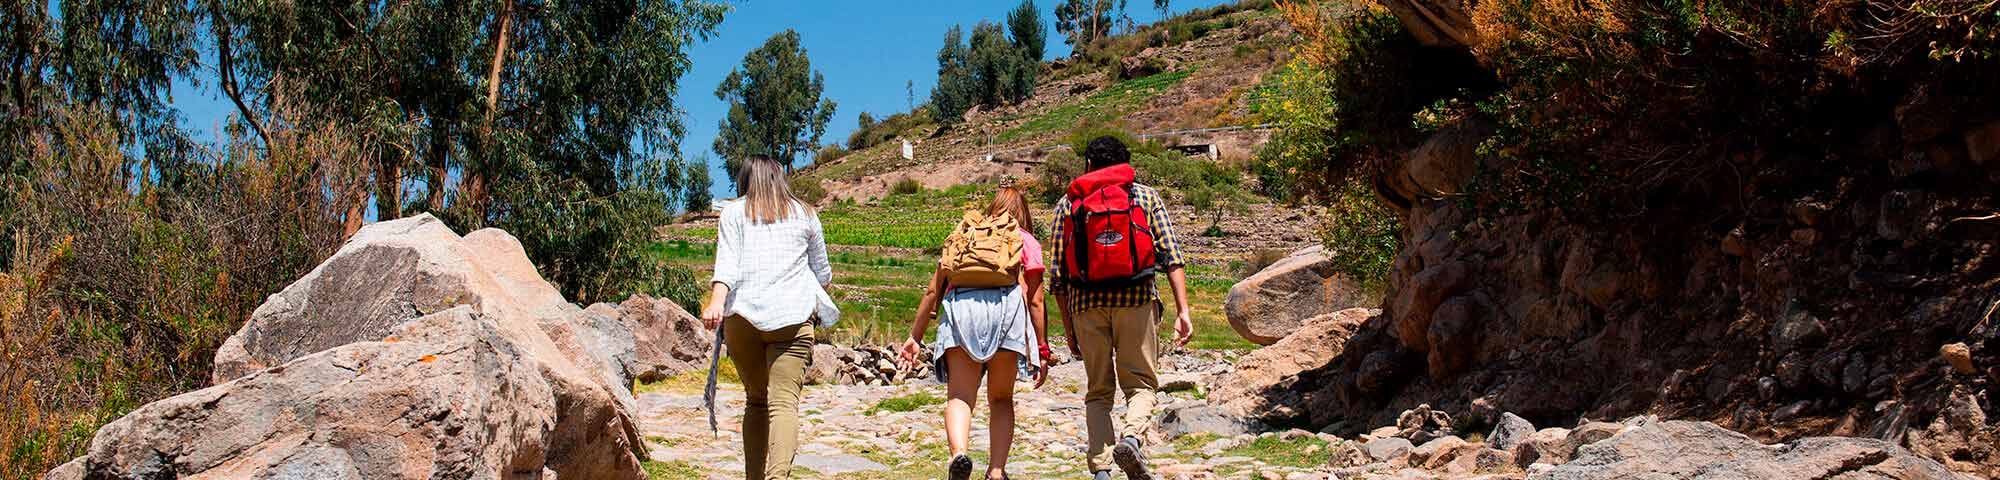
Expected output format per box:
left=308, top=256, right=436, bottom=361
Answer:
left=940, top=209, right=1023, bottom=288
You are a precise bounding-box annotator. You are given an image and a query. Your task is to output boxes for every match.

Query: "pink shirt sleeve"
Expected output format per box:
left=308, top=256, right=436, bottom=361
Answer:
left=1019, top=229, right=1046, bottom=275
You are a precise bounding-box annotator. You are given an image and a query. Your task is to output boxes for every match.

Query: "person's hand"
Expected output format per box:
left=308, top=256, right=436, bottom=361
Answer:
left=701, top=301, right=725, bottom=331
left=1173, top=309, right=1194, bottom=349
left=1065, top=331, right=1082, bottom=357
left=897, top=338, right=923, bottom=369
left=1034, top=345, right=1054, bottom=389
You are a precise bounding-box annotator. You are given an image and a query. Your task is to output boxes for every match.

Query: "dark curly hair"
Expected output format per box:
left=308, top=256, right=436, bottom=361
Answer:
left=1083, top=135, right=1130, bottom=171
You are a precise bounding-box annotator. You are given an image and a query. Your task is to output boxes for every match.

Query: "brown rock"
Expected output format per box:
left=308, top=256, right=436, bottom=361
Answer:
left=64, top=307, right=588, bottom=479
left=1968, top=120, right=2000, bottom=166
left=1392, top=261, right=1470, bottom=351
left=1509, top=427, right=1570, bottom=467
left=1541, top=421, right=1963, bottom=479
left=68, top=215, right=656, bottom=479
left=1425, top=296, right=1481, bottom=378
left=1941, top=342, right=1976, bottom=374
left=1377, top=0, right=1477, bottom=47
left=1406, top=120, right=1491, bottom=197
left=1212, top=308, right=1375, bottom=417
left=587, top=294, right=711, bottom=383
left=1224, top=246, right=1373, bottom=345
left=1406, top=436, right=1467, bottom=469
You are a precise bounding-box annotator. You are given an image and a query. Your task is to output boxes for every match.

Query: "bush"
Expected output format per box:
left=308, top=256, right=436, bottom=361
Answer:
left=890, top=177, right=925, bottom=196
left=791, top=176, right=829, bottom=205
left=816, top=144, right=850, bottom=163
left=1318, top=180, right=1400, bottom=293
left=1, top=106, right=358, bottom=477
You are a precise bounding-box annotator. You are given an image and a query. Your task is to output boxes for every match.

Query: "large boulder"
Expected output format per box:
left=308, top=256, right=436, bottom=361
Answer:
left=585, top=294, right=711, bottom=383
left=1533, top=421, right=1966, bottom=480
left=1211, top=308, right=1375, bottom=417
left=67, top=307, right=572, bottom=479
left=61, top=214, right=655, bottom=479
left=1224, top=246, right=1373, bottom=345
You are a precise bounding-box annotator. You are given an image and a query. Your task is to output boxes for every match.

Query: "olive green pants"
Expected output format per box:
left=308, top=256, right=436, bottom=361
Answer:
left=724, top=316, right=815, bottom=480
left=1072, top=303, right=1161, bottom=473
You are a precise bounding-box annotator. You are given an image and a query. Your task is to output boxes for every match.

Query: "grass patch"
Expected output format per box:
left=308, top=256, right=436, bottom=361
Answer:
left=865, top=392, right=945, bottom=416
left=635, top=356, right=738, bottom=395
left=1000, top=69, right=1195, bottom=143
left=1221, top=434, right=1333, bottom=469
left=641, top=460, right=702, bottom=479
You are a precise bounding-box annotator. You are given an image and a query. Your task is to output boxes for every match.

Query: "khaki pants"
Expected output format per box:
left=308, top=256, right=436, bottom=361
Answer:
left=1072, top=303, right=1161, bottom=472
left=724, top=316, right=814, bottom=480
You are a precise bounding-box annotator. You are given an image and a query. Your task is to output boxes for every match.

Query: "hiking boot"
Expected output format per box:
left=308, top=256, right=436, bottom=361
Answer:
left=1091, top=471, right=1113, bottom=480
left=1111, top=436, right=1153, bottom=480
left=948, top=454, right=973, bottom=480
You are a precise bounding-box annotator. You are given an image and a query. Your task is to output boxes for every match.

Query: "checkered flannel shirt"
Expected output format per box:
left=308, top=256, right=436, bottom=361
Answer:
left=1049, top=182, right=1185, bottom=312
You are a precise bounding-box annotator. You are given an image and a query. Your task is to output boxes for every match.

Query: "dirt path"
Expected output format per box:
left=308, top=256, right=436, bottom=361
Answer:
left=633, top=356, right=1338, bottom=480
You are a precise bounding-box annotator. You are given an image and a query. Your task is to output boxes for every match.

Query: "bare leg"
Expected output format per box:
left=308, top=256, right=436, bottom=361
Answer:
left=944, top=348, right=983, bottom=457
left=984, top=351, right=1020, bottom=480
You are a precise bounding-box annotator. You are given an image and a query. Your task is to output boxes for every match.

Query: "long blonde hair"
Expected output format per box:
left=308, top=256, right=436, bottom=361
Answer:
left=737, top=155, right=811, bottom=224
left=986, top=185, right=1034, bottom=232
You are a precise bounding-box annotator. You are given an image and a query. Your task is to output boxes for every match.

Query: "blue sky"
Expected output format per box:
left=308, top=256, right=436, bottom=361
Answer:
left=168, top=0, right=1240, bottom=207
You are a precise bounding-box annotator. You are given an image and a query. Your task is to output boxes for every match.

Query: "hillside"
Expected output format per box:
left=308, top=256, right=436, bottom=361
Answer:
left=797, top=3, right=1294, bottom=202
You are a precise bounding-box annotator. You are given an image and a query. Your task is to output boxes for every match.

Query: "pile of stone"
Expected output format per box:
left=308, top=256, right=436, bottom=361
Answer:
left=807, top=344, right=933, bottom=386
left=1327, top=406, right=1971, bottom=479
left=46, top=214, right=706, bottom=480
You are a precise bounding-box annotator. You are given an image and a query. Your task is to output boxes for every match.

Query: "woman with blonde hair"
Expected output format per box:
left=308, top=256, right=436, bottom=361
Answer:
left=700, top=155, right=839, bottom=480
left=899, top=179, right=1053, bottom=480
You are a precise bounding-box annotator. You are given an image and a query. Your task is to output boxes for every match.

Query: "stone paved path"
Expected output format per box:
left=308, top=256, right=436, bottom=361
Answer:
left=634, top=357, right=1341, bottom=480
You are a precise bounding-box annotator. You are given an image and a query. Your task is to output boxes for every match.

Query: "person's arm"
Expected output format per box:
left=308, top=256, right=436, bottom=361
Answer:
left=1144, top=187, right=1194, bottom=347
left=703, top=210, right=743, bottom=330
left=898, top=267, right=949, bottom=367
left=807, top=212, right=833, bottom=287
left=1048, top=197, right=1081, bottom=356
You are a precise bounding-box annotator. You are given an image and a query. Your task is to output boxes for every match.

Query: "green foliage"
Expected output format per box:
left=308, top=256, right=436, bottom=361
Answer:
left=1008, top=0, right=1049, bottom=61
left=933, top=18, right=1042, bottom=125
left=714, top=29, right=839, bottom=174
left=1000, top=69, right=1191, bottom=142
left=846, top=109, right=935, bottom=151
left=1318, top=181, right=1398, bottom=293
left=890, top=178, right=925, bottom=196
left=1054, top=0, right=1121, bottom=49
left=681, top=156, right=714, bottom=213
left=816, top=143, right=850, bottom=163
left=1, top=106, right=356, bottom=477
left=643, top=460, right=703, bottom=479
left=790, top=175, right=829, bottom=205
left=931, top=26, right=977, bottom=125
left=866, top=392, right=945, bottom=415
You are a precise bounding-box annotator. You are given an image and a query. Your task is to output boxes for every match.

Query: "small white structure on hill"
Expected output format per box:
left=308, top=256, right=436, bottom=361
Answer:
left=900, top=139, right=915, bottom=160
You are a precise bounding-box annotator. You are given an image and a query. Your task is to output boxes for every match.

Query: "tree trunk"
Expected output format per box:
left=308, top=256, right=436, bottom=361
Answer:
left=466, top=0, right=513, bottom=216
left=211, top=5, right=270, bottom=147
left=425, top=123, right=448, bottom=212
left=376, top=154, right=403, bottom=221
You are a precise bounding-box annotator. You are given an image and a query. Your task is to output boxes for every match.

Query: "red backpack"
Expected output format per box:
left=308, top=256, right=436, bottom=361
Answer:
left=1061, top=164, right=1158, bottom=290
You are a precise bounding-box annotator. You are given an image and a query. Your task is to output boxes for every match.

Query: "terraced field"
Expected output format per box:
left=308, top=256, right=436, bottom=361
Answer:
left=655, top=186, right=1259, bottom=351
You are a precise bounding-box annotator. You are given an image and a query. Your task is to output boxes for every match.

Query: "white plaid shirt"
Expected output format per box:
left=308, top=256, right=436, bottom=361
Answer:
left=711, top=199, right=838, bottom=331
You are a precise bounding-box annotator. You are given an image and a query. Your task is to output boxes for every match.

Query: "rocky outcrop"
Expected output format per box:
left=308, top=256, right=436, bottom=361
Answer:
left=1210, top=307, right=1375, bottom=418
left=57, top=214, right=657, bottom=479
left=1332, top=408, right=1965, bottom=480
left=585, top=294, right=710, bottom=383
left=1286, top=97, right=2000, bottom=476
left=1537, top=421, right=1967, bottom=479
left=1224, top=246, right=1373, bottom=345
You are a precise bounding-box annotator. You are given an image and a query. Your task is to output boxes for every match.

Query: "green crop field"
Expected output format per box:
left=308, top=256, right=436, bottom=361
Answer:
left=651, top=186, right=1254, bottom=351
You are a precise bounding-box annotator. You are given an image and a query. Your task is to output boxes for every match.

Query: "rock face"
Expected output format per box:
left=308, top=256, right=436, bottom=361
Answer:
left=586, top=294, right=711, bottom=383
left=1536, top=421, right=1966, bottom=480
left=1210, top=307, right=1375, bottom=418
left=1278, top=102, right=2000, bottom=476
left=1223, top=246, right=1372, bottom=345
left=61, top=214, right=654, bottom=479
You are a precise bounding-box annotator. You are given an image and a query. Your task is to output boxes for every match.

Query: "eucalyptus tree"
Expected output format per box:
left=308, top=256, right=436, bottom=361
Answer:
left=713, top=29, right=838, bottom=179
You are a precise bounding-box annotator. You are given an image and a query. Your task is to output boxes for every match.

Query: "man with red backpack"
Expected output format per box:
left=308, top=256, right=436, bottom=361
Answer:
left=1050, top=136, right=1193, bottom=480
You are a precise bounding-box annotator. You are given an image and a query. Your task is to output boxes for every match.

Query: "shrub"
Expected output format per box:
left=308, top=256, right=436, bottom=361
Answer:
left=890, top=177, right=925, bottom=196
left=1318, top=180, right=1400, bottom=292
left=791, top=175, right=829, bottom=205
left=816, top=144, right=850, bottom=163
left=0, top=106, right=358, bottom=477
